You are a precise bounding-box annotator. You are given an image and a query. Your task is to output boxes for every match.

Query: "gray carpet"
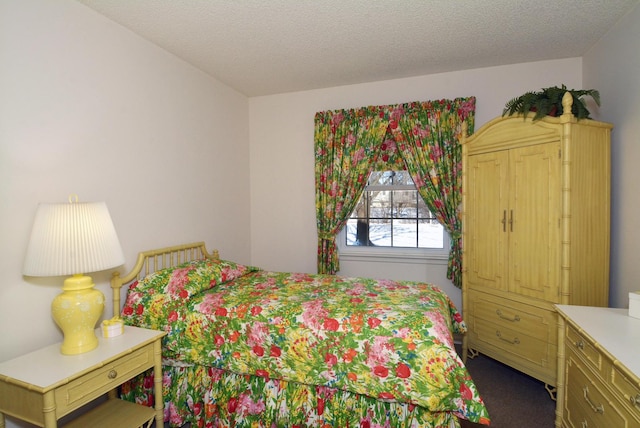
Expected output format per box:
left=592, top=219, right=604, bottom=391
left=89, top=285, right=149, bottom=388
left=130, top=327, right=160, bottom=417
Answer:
left=459, top=352, right=557, bottom=428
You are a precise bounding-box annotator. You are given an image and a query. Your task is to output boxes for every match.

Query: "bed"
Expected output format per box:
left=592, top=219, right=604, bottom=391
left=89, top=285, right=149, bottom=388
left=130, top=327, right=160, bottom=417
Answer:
left=112, top=242, right=489, bottom=427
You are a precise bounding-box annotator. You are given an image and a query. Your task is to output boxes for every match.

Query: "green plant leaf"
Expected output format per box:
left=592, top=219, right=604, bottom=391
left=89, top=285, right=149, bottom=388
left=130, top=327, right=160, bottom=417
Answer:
left=502, top=85, right=600, bottom=121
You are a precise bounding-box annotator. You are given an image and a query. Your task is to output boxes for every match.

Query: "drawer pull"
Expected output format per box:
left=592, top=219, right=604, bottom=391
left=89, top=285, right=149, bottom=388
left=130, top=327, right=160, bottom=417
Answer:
left=631, top=394, right=640, bottom=408
left=496, top=309, right=520, bottom=322
left=107, top=370, right=118, bottom=379
left=496, top=330, right=520, bottom=345
left=581, top=421, right=588, bottom=428
left=575, top=340, right=585, bottom=350
left=583, top=386, right=604, bottom=414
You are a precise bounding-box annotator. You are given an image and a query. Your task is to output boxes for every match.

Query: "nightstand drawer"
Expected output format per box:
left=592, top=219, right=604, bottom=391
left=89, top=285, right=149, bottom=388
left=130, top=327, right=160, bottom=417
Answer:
left=54, top=343, right=154, bottom=416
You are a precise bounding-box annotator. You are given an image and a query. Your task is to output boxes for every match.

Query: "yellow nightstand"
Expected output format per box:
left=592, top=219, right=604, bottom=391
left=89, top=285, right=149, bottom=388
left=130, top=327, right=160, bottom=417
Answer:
left=0, top=326, right=165, bottom=428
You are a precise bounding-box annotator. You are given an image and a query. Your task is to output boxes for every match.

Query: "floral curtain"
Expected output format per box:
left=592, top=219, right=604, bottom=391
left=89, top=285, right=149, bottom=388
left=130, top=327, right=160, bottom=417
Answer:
left=314, top=107, right=389, bottom=274
left=388, top=98, right=476, bottom=288
left=314, top=97, right=475, bottom=287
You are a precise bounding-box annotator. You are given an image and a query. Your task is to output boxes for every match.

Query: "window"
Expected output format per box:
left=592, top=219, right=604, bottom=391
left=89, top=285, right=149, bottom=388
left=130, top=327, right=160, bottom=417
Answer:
left=342, top=171, right=447, bottom=251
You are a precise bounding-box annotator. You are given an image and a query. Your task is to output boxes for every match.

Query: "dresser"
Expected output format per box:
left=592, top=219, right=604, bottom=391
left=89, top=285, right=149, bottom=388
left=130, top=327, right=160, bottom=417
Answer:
left=555, top=305, right=640, bottom=427
left=0, top=326, right=164, bottom=428
left=460, top=93, right=612, bottom=396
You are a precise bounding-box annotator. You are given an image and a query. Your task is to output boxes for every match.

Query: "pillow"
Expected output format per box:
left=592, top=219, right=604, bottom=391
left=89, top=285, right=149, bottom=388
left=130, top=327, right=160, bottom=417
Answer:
left=129, top=258, right=259, bottom=300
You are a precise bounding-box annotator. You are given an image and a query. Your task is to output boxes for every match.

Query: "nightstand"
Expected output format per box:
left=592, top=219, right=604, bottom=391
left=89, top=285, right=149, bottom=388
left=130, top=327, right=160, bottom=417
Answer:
left=0, top=326, right=165, bottom=428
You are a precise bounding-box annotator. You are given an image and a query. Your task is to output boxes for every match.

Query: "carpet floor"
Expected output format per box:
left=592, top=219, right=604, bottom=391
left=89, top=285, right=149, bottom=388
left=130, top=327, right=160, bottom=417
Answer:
left=459, top=352, right=557, bottom=428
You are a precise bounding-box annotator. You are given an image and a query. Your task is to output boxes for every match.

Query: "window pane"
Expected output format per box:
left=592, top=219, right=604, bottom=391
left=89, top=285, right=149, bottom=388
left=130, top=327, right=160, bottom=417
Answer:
left=418, top=220, right=444, bottom=248
left=369, top=219, right=391, bottom=246
left=369, top=171, right=394, bottom=186
left=346, top=219, right=357, bottom=245
left=392, top=190, right=417, bottom=218
left=350, top=193, right=367, bottom=219
left=417, top=197, right=434, bottom=220
left=369, top=191, right=391, bottom=218
left=393, top=171, right=414, bottom=186
left=345, top=218, right=374, bottom=246
left=392, top=219, right=417, bottom=247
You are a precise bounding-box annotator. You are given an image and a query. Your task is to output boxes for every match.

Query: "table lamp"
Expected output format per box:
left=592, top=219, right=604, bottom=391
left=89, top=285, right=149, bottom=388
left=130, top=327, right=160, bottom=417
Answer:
left=22, top=197, right=125, bottom=355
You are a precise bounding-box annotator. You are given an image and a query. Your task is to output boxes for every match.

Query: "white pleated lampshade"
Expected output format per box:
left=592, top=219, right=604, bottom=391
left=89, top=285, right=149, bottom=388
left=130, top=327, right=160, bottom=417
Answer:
left=23, top=201, right=125, bottom=277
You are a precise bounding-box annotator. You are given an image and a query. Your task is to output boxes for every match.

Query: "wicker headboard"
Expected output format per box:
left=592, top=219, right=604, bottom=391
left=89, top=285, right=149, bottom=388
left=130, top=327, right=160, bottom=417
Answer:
left=110, top=242, right=219, bottom=318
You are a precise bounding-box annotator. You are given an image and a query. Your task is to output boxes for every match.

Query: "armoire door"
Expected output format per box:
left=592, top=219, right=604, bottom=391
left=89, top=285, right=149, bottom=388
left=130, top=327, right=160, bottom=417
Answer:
left=507, top=142, right=561, bottom=302
left=465, top=150, right=509, bottom=292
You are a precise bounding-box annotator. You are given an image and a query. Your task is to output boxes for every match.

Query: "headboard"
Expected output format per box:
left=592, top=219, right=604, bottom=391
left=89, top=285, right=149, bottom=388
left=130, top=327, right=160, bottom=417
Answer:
left=110, top=242, right=219, bottom=318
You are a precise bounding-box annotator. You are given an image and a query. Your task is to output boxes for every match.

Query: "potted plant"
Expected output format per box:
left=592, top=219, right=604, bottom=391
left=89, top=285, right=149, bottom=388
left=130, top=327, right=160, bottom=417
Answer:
left=502, top=84, right=600, bottom=121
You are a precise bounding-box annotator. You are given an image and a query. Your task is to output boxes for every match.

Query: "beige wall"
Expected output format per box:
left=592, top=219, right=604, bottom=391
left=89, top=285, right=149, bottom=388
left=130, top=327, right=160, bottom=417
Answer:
left=583, top=3, right=640, bottom=308
left=249, top=58, right=583, bottom=310
left=1, top=1, right=638, bottom=425
left=0, top=0, right=251, bottom=372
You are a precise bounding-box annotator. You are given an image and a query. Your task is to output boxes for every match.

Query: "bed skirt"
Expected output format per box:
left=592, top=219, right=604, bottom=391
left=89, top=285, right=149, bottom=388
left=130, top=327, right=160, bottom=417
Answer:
left=120, top=361, right=463, bottom=428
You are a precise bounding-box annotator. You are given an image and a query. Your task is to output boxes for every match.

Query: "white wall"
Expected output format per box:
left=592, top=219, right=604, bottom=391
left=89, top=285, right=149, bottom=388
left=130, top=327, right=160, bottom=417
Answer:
left=249, top=58, right=583, bottom=310
left=583, top=3, right=640, bottom=308
left=0, top=0, right=251, bottom=379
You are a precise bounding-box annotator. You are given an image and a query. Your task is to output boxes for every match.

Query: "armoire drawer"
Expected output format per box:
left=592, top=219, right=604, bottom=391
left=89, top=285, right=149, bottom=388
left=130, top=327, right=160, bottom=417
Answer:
left=473, top=318, right=554, bottom=368
left=467, top=290, right=556, bottom=344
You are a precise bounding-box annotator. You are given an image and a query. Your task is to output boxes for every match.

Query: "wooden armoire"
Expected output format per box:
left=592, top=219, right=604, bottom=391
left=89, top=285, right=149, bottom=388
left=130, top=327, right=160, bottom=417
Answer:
left=460, top=93, right=612, bottom=398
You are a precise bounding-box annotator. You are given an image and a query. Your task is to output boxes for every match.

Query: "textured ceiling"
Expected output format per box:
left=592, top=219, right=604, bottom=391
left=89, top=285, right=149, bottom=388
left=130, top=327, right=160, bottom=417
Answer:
left=76, top=0, right=638, bottom=97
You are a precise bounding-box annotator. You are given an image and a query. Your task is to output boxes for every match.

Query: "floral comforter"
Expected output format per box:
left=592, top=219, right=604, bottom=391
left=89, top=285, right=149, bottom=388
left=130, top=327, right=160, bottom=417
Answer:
left=121, top=258, right=489, bottom=426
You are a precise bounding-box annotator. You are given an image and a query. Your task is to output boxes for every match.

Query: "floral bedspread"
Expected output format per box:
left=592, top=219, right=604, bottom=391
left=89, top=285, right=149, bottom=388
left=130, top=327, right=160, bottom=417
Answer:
left=121, top=259, right=489, bottom=425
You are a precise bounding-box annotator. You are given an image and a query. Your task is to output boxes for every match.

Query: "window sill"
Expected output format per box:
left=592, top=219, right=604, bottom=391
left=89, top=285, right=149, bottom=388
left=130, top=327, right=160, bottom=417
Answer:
left=339, top=248, right=449, bottom=265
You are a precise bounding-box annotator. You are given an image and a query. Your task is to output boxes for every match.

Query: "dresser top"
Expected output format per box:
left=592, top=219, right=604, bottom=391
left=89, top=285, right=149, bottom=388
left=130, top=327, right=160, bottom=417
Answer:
left=0, top=326, right=163, bottom=391
left=556, top=305, right=640, bottom=377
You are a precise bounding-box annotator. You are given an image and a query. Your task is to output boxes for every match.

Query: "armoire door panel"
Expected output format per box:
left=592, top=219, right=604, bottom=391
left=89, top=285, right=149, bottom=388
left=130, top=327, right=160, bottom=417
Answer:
left=466, top=151, right=508, bottom=291
left=508, top=142, right=561, bottom=302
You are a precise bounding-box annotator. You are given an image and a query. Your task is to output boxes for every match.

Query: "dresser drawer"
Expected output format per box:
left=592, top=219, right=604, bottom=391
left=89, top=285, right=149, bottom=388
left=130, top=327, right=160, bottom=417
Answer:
left=54, top=343, right=154, bottom=417
left=565, top=351, right=637, bottom=428
left=468, top=290, right=556, bottom=344
left=610, top=363, right=640, bottom=419
left=566, top=323, right=608, bottom=379
left=564, top=383, right=601, bottom=428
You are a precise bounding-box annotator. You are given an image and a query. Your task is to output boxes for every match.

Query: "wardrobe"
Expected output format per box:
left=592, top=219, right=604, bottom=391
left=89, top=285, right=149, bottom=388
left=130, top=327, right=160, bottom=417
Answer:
left=460, top=93, right=612, bottom=398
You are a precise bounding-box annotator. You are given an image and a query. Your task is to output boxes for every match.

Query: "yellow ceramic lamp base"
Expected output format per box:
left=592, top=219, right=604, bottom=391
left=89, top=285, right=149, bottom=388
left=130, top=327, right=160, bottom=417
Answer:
left=52, top=274, right=105, bottom=355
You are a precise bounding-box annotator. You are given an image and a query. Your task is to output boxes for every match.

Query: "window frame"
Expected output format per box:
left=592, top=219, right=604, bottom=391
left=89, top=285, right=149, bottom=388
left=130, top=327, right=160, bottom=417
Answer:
left=337, top=170, right=451, bottom=263
left=337, top=228, right=451, bottom=264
